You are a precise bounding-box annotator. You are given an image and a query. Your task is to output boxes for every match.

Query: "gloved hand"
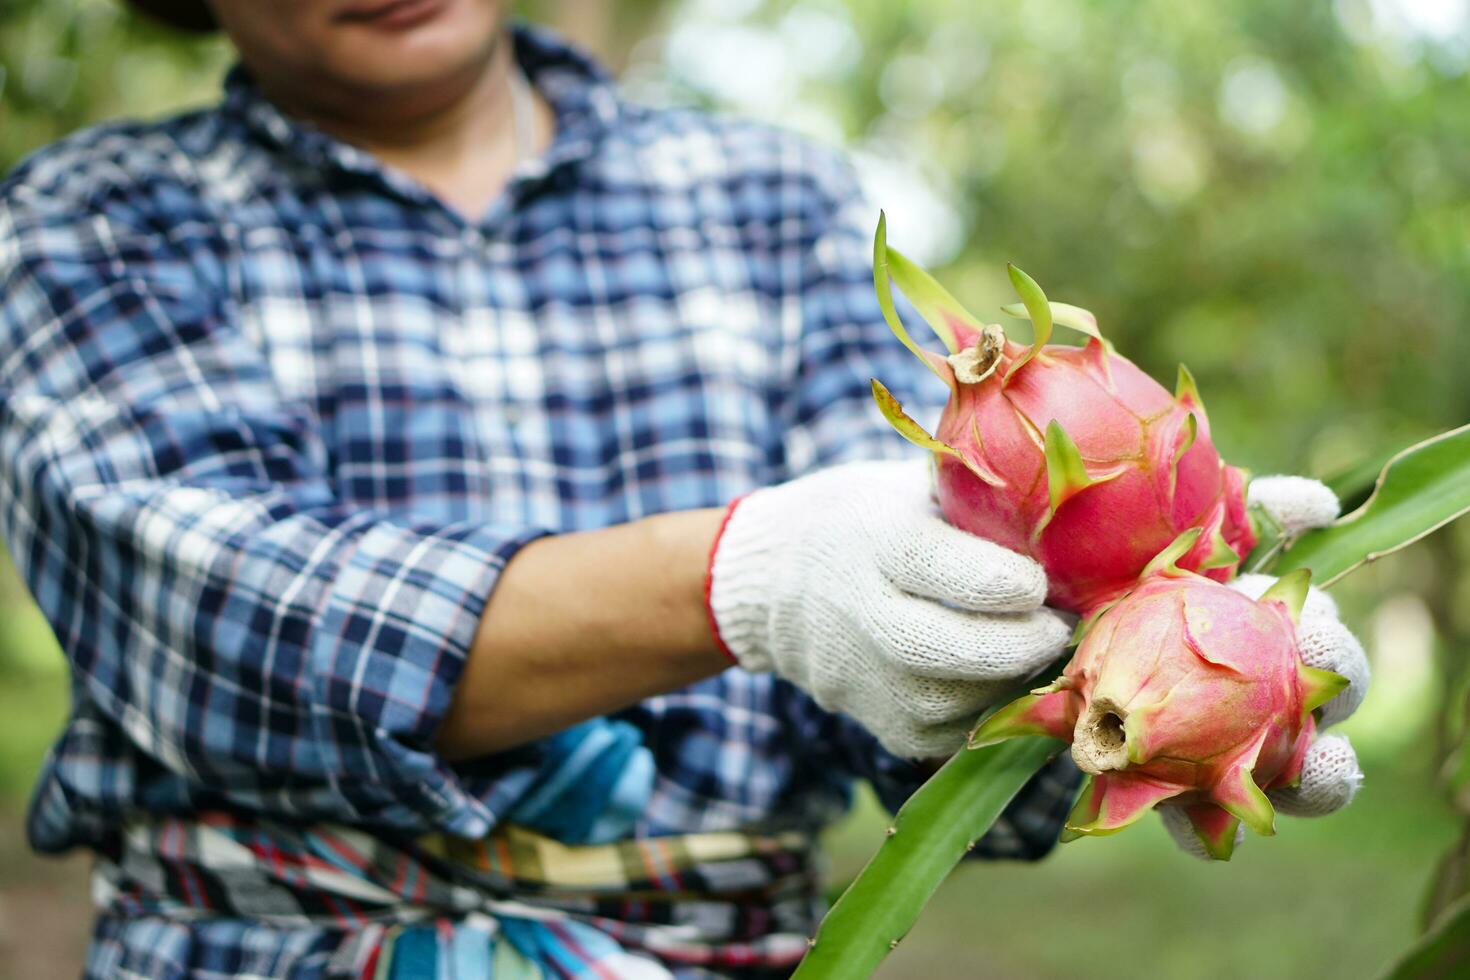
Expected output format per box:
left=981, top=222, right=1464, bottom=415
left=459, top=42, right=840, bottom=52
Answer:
left=707, top=460, right=1073, bottom=758
left=1161, top=475, right=1370, bottom=858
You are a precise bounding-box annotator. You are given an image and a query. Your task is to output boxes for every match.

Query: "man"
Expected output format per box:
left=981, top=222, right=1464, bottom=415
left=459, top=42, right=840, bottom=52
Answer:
left=0, top=1, right=1368, bottom=975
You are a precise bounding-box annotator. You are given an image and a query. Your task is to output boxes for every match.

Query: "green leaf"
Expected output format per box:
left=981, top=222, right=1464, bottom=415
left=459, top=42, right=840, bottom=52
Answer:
left=791, top=736, right=1065, bottom=979
left=1273, top=424, right=1470, bottom=587
left=1378, top=890, right=1470, bottom=980
left=1259, top=567, right=1311, bottom=622
left=1325, top=445, right=1404, bottom=512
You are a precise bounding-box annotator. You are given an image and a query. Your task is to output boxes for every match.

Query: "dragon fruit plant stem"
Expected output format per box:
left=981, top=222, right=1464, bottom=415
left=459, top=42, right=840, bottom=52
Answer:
left=869, top=212, right=1255, bottom=612
left=794, top=736, right=1064, bottom=978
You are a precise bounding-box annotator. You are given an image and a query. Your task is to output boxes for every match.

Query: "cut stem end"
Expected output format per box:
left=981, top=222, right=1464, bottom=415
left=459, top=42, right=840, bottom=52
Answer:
left=1072, top=700, right=1130, bottom=774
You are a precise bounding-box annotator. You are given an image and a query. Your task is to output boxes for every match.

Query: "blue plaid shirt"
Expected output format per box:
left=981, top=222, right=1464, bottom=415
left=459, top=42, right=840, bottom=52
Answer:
left=0, top=23, right=1076, bottom=971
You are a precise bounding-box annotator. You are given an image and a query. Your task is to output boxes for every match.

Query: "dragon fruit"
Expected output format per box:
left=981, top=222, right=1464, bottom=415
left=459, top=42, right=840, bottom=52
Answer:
left=870, top=214, right=1256, bottom=612
left=968, top=543, right=1347, bottom=859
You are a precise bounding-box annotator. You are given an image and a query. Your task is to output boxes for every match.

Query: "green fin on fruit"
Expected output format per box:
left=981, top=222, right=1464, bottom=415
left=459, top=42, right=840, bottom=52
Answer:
left=872, top=213, right=956, bottom=385
left=1044, top=421, right=1104, bottom=512
left=1065, top=774, right=1185, bottom=837
left=1198, top=525, right=1241, bottom=571
left=1003, top=264, right=1053, bottom=382
left=999, top=300, right=1109, bottom=349
left=1176, top=363, right=1203, bottom=409
left=871, top=379, right=1000, bottom=486
left=1213, top=733, right=1277, bottom=836
left=1300, top=665, right=1350, bottom=715
left=1140, top=527, right=1204, bottom=579
left=1061, top=777, right=1099, bottom=840
left=968, top=690, right=1073, bottom=748
left=1215, top=771, right=1276, bottom=837
left=1183, top=804, right=1242, bottom=861
left=1260, top=568, right=1312, bottom=623
left=873, top=212, right=986, bottom=365
left=887, top=248, right=987, bottom=353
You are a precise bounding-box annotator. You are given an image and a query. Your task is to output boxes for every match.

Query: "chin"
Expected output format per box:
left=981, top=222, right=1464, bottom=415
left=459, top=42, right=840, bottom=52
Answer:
left=319, top=0, right=502, bottom=93
left=332, top=35, right=494, bottom=92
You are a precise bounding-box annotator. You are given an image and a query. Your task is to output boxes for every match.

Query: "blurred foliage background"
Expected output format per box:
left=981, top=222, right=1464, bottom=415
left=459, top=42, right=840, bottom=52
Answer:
left=2, top=0, right=1470, bottom=976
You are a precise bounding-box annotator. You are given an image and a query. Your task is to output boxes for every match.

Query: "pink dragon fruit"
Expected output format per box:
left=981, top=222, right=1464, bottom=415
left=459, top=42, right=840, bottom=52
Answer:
left=870, top=214, right=1255, bottom=612
left=969, top=545, right=1348, bottom=859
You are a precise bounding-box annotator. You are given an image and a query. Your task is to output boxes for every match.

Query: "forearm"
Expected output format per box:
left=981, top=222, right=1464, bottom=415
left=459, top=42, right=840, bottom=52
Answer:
left=436, top=507, right=731, bottom=759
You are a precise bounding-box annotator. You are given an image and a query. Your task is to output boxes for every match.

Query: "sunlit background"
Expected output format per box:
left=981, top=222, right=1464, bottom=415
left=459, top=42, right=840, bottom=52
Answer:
left=2, top=0, right=1469, bottom=976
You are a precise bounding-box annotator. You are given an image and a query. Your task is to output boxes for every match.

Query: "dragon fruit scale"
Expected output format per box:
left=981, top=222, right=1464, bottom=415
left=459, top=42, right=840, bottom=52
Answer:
left=870, top=214, right=1256, bottom=613
left=970, top=553, right=1349, bottom=860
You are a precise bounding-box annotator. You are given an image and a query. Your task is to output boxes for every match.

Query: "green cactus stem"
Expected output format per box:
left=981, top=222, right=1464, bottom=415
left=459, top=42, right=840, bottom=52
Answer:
left=791, top=736, right=1065, bottom=979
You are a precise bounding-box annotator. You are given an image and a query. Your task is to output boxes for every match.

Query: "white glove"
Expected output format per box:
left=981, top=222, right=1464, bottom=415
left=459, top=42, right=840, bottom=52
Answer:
left=1162, top=476, right=1370, bottom=859
left=708, top=460, right=1073, bottom=758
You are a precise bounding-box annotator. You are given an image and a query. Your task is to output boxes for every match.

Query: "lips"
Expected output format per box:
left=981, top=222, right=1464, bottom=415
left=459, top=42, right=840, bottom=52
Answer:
left=335, top=0, right=447, bottom=29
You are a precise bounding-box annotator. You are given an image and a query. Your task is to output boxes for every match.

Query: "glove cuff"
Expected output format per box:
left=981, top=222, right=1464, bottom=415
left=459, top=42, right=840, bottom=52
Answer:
left=706, top=489, right=781, bottom=672
left=703, top=494, right=748, bottom=664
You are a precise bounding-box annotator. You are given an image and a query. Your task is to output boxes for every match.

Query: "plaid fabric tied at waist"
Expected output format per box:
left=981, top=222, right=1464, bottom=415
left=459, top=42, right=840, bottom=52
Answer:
left=92, top=813, right=821, bottom=978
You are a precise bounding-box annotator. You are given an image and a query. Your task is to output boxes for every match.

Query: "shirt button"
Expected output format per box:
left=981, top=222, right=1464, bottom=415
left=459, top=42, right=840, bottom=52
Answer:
left=461, top=229, right=484, bottom=249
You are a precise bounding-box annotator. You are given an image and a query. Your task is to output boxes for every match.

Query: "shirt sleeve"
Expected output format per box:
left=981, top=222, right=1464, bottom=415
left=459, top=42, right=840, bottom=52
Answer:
left=782, top=153, right=949, bottom=475
left=0, top=187, right=546, bottom=840
left=783, top=151, right=1082, bottom=860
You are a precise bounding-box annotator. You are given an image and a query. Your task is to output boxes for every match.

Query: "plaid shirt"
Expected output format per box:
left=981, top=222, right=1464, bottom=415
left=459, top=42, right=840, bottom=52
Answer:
left=0, top=25, right=1078, bottom=976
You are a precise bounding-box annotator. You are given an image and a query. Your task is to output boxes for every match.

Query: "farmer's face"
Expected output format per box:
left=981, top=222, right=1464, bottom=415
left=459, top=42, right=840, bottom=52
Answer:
left=207, top=0, right=508, bottom=110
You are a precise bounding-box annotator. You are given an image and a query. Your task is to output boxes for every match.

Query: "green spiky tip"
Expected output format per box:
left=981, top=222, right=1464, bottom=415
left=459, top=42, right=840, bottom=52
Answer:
left=1003, top=263, right=1053, bottom=382
left=888, top=247, right=984, bottom=353
left=872, top=213, right=953, bottom=386
left=968, top=693, right=1052, bottom=749
left=1300, top=665, right=1350, bottom=715
left=1140, top=526, right=1204, bottom=579
left=873, top=211, right=990, bottom=369
left=1260, top=567, right=1312, bottom=623
left=872, top=378, right=1006, bottom=490
left=1198, top=526, right=1241, bottom=571
left=871, top=377, right=966, bottom=461
left=1200, top=829, right=1238, bottom=861
left=1061, top=777, right=1101, bottom=840
left=1216, top=766, right=1277, bottom=837
left=1185, top=805, right=1242, bottom=861
left=1043, top=420, right=1093, bottom=513
left=1064, top=776, right=1183, bottom=837
left=999, top=300, right=1108, bottom=348
left=1176, top=363, right=1202, bottom=406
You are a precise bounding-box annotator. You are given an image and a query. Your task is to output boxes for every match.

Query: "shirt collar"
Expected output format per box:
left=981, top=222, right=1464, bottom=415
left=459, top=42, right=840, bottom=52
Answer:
left=219, top=22, right=621, bottom=203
